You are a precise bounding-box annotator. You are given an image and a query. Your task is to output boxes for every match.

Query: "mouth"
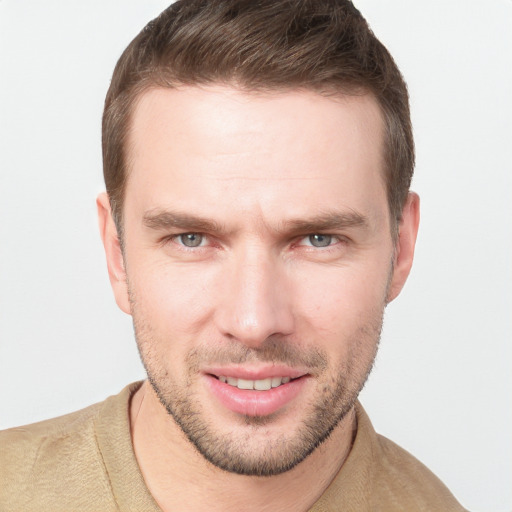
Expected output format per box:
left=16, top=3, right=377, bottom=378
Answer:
left=205, top=370, right=309, bottom=417
left=215, top=375, right=294, bottom=391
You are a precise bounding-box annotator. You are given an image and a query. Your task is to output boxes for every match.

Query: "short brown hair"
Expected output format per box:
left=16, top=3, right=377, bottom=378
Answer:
left=102, top=0, right=414, bottom=233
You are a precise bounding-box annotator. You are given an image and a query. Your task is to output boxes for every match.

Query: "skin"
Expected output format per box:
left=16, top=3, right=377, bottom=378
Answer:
left=97, top=85, right=419, bottom=512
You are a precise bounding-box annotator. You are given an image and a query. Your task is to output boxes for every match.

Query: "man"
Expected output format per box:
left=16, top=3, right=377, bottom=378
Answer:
left=1, top=1, right=467, bottom=510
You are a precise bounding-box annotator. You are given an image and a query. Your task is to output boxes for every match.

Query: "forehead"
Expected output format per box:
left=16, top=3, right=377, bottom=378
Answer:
left=125, top=85, right=387, bottom=227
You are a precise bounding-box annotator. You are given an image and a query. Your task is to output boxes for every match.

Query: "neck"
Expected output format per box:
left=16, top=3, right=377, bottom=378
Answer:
left=130, top=381, right=356, bottom=512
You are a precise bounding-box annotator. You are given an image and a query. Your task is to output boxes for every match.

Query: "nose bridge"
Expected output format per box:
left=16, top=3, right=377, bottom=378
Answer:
left=216, top=241, right=293, bottom=346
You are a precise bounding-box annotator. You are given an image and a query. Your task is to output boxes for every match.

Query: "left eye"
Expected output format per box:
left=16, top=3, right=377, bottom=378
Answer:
left=302, top=234, right=335, bottom=247
left=176, top=233, right=205, bottom=247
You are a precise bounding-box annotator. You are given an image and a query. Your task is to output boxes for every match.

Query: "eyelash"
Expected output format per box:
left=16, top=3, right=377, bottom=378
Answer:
left=161, top=233, right=210, bottom=251
left=297, top=234, right=341, bottom=248
left=163, top=232, right=346, bottom=253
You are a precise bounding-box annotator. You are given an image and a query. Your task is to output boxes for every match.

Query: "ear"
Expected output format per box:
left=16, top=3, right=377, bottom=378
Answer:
left=96, top=192, right=131, bottom=315
left=387, top=192, right=420, bottom=303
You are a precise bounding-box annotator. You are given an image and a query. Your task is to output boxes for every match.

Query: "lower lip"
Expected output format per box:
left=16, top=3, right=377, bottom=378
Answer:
left=205, top=375, right=307, bottom=417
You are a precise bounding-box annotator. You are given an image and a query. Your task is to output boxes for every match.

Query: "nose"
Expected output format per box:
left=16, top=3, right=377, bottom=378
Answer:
left=215, top=245, right=295, bottom=348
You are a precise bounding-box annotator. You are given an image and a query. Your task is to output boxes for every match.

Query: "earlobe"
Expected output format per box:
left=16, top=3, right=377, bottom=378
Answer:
left=387, top=192, right=420, bottom=303
left=96, top=192, right=131, bottom=315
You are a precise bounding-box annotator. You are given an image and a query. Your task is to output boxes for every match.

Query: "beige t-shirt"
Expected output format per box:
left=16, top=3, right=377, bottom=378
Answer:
left=0, top=382, right=467, bottom=511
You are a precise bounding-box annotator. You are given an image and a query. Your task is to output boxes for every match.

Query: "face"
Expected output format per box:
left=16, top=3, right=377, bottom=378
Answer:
left=102, top=86, right=415, bottom=476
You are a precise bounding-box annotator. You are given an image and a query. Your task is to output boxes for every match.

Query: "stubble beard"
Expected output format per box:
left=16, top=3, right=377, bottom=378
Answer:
left=129, top=294, right=384, bottom=477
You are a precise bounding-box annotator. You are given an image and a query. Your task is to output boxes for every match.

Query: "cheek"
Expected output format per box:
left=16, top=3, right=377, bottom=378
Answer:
left=292, top=262, right=389, bottom=338
left=291, top=264, right=387, bottom=385
left=129, top=260, right=218, bottom=338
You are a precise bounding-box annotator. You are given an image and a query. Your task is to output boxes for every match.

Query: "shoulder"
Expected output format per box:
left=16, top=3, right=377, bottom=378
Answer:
left=370, top=430, right=468, bottom=511
left=0, top=384, right=138, bottom=511
left=0, top=400, right=104, bottom=475
left=312, top=403, right=468, bottom=511
left=341, top=403, right=469, bottom=511
left=1, top=398, right=102, bottom=442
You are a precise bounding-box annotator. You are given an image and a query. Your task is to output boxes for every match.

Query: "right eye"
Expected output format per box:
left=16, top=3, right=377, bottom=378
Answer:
left=304, top=234, right=334, bottom=247
left=297, top=234, right=339, bottom=248
left=175, top=233, right=206, bottom=248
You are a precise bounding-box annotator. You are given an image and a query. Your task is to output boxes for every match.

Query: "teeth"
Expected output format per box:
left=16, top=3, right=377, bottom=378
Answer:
left=254, top=378, right=272, bottom=391
left=218, top=376, right=293, bottom=390
left=237, top=378, right=254, bottom=390
left=271, top=377, right=282, bottom=388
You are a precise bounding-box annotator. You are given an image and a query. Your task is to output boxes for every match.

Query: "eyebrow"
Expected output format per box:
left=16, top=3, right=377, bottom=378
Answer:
left=143, top=209, right=226, bottom=233
left=282, top=210, right=369, bottom=235
left=142, top=208, right=369, bottom=235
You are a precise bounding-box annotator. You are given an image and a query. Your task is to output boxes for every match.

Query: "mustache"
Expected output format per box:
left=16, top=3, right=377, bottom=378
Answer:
left=186, top=337, right=328, bottom=372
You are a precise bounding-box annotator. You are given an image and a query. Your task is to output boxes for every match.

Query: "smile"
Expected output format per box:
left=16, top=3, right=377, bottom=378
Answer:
left=207, top=373, right=307, bottom=416
left=217, top=376, right=292, bottom=391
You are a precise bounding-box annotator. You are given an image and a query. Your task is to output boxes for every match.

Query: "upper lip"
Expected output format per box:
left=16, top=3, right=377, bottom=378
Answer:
left=203, top=365, right=308, bottom=380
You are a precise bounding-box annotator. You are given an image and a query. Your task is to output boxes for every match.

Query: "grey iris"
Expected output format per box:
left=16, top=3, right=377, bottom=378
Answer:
left=309, top=234, right=332, bottom=247
left=180, top=233, right=203, bottom=247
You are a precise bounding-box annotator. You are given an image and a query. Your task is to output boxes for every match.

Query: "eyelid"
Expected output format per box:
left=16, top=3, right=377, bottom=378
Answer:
left=296, top=234, right=342, bottom=247
left=161, top=232, right=210, bottom=249
left=160, top=232, right=347, bottom=251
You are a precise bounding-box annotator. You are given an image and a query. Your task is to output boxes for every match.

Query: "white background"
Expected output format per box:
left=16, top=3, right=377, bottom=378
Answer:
left=0, top=1, right=510, bottom=511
